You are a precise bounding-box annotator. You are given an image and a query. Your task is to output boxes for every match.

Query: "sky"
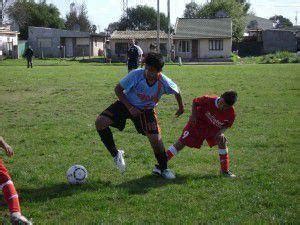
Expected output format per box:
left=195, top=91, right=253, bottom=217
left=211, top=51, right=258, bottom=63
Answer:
left=44, top=0, right=300, bottom=31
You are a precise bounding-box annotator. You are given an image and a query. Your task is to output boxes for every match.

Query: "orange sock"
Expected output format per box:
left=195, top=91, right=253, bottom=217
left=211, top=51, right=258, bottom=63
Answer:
left=1, top=180, right=21, bottom=213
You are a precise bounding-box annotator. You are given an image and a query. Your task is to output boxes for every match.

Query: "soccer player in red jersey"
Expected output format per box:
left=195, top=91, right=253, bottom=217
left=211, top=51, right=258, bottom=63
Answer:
left=165, top=91, right=238, bottom=178
left=0, top=136, right=31, bottom=224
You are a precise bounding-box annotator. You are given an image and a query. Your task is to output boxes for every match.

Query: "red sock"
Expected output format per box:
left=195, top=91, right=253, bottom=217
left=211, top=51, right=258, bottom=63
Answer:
left=2, top=180, right=21, bottom=213
left=219, top=149, right=229, bottom=172
left=166, top=145, right=178, bottom=161
left=166, top=150, right=174, bottom=161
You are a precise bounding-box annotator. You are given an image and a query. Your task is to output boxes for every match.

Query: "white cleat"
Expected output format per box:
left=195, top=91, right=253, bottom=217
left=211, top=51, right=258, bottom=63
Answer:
left=114, top=150, right=126, bottom=173
left=10, top=212, right=32, bottom=225
left=161, top=169, right=176, bottom=180
left=221, top=170, right=236, bottom=178
left=152, top=165, right=162, bottom=176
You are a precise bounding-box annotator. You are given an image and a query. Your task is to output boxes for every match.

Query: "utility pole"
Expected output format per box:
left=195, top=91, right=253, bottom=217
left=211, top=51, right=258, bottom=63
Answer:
left=157, top=0, right=160, bottom=53
left=167, top=0, right=171, bottom=61
left=296, top=11, right=298, bottom=26
left=122, top=0, right=128, bottom=18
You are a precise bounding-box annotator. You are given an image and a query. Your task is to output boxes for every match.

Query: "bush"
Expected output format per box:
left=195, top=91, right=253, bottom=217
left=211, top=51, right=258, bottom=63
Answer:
left=260, top=51, right=299, bottom=64
left=238, top=51, right=300, bottom=64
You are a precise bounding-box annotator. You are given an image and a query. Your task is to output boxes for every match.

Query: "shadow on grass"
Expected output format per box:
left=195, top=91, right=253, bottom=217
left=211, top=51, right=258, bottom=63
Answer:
left=116, top=173, right=219, bottom=195
left=2, top=173, right=220, bottom=204
left=16, top=179, right=111, bottom=202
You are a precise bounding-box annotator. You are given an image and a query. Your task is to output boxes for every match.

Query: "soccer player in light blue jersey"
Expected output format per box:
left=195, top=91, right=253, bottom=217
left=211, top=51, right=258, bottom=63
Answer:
left=95, top=53, right=184, bottom=179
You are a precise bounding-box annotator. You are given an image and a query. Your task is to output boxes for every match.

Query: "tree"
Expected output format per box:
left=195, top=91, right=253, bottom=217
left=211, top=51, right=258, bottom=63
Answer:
left=7, top=0, right=65, bottom=39
left=197, top=0, right=247, bottom=41
left=183, top=2, right=201, bottom=18
left=236, top=0, right=250, bottom=13
left=105, top=5, right=169, bottom=34
left=269, top=15, right=293, bottom=28
left=65, top=3, right=92, bottom=32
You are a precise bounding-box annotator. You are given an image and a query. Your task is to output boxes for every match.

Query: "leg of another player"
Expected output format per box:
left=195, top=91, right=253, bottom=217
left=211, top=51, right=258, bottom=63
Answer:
left=218, top=136, right=236, bottom=178
left=95, top=115, right=118, bottom=157
left=166, top=140, right=186, bottom=161
left=0, top=162, right=31, bottom=224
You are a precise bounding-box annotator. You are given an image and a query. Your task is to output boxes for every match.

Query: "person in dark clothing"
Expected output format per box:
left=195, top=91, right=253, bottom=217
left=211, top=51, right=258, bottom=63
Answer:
left=24, top=46, right=34, bottom=68
left=127, top=39, right=143, bottom=72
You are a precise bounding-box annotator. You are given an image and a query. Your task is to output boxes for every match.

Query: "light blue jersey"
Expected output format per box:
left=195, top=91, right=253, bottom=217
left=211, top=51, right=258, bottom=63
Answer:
left=119, top=68, right=180, bottom=109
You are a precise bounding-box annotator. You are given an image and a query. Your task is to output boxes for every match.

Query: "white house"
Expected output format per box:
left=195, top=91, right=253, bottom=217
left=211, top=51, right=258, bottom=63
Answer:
left=0, top=25, right=19, bottom=58
left=173, top=18, right=232, bottom=61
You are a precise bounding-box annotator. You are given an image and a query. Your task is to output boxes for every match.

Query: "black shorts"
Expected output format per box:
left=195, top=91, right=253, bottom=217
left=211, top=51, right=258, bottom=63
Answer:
left=128, top=61, right=138, bottom=71
left=100, top=101, right=160, bottom=135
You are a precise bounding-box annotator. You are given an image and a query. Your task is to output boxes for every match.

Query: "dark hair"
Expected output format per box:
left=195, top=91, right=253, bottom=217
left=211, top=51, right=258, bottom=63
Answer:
left=221, top=90, right=238, bottom=106
left=145, top=53, right=164, bottom=72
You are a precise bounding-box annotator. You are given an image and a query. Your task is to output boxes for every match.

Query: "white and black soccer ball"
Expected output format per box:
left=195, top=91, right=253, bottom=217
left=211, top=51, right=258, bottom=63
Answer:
left=66, top=165, right=88, bottom=185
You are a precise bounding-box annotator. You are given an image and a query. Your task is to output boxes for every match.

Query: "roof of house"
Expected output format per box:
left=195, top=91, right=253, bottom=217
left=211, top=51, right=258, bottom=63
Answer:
left=245, top=15, right=274, bottom=32
left=173, top=18, right=232, bottom=39
left=0, top=26, right=19, bottom=35
left=282, top=26, right=300, bottom=32
left=28, top=26, right=90, bottom=38
left=110, top=30, right=168, bottom=40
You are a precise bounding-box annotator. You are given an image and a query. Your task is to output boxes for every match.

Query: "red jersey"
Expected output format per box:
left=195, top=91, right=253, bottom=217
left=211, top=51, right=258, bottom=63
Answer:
left=192, top=95, right=235, bottom=138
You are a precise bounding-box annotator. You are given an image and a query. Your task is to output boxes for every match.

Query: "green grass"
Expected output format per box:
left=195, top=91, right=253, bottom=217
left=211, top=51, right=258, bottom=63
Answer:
left=0, top=60, right=299, bottom=224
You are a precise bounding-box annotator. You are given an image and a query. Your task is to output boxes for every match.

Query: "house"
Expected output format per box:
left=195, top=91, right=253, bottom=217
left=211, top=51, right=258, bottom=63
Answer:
left=90, top=32, right=107, bottom=56
left=28, top=26, right=93, bottom=58
left=283, top=26, right=300, bottom=51
left=0, top=25, right=19, bottom=58
left=262, top=29, right=298, bottom=53
left=109, top=30, right=169, bottom=61
left=235, top=15, right=274, bottom=56
left=173, top=18, right=232, bottom=61
left=244, top=15, right=274, bottom=39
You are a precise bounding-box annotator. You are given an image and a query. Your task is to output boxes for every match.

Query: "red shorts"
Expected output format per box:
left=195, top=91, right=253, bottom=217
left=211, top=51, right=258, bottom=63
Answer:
left=0, top=159, right=11, bottom=184
left=178, top=123, right=217, bottom=149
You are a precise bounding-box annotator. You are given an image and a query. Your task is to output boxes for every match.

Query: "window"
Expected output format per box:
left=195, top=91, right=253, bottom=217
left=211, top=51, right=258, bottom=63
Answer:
left=178, top=40, right=191, bottom=53
left=115, top=43, right=128, bottom=54
left=209, top=40, right=223, bottom=51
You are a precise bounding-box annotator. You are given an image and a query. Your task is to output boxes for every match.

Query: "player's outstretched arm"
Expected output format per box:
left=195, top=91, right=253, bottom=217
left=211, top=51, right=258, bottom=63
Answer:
left=174, top=93, right=184, bottom=117
left=0, top=136, right=14, bottom=157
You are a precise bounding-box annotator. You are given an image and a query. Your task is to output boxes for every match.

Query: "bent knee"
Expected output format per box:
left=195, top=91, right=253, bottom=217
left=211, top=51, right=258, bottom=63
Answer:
left=217, top=138, right=227, bottom=149
left=95, top=115, right=110, bottom=130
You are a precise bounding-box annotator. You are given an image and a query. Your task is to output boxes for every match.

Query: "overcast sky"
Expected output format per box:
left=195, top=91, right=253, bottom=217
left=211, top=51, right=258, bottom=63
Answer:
left=44, top=0, right=300, bottom=31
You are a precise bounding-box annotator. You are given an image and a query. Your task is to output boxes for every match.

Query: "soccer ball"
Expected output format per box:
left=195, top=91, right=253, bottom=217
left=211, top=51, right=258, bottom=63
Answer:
left=66, top=165, right=88, bottom=185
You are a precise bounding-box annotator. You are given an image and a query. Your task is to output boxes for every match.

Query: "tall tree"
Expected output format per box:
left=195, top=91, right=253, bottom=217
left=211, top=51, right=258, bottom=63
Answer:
left=236, top=0, right=250, bottom=13
left=183, top=2, right=201, bottom=18
left=106, top=5, right=169, bottom=34
left=269, top=15, right=293, bottom=28
left=65, top=3, right=92, bottom=32
left=198, top=0, right=247, bottom=41
left=7, top=0, right=65, bottom=39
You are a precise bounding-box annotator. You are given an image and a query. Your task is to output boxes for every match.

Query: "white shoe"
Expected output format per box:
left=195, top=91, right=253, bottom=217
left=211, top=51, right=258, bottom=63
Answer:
left=161, top=169, right=176, bottom=179
left=152, top=165, right=162, bottom=176
left=114, top=150, right=126, bottom=173
left=221, top=170, right=236, bottom=178
left=10, top=212, right=32, bottom=225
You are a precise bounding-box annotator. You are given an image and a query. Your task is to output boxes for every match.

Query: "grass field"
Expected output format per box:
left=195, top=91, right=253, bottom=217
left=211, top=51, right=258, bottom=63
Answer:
left=0, top=59, right=299, bottom=224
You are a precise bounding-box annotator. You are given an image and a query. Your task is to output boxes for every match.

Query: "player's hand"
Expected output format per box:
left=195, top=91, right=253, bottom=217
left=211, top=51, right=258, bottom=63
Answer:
left=3, top=143, right=14, bottom=157
left=129, top=106, right=142, bottom=117
left=175, top=107, right=184, bottom=117
left=215, top=133, right=228, bottom=145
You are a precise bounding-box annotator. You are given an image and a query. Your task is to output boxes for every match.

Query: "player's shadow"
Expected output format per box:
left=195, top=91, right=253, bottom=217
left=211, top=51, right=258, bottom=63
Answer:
left=16, top=179, right=111, bottom=203
left=116, top=173, right=219, bottom=195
